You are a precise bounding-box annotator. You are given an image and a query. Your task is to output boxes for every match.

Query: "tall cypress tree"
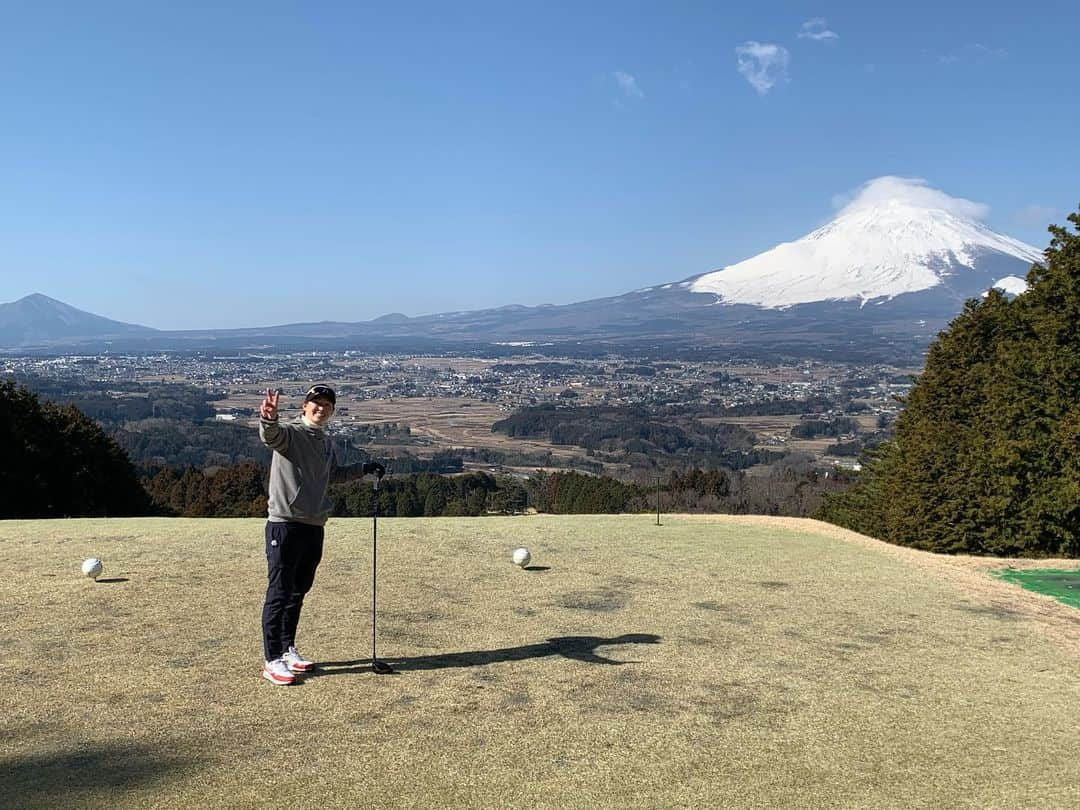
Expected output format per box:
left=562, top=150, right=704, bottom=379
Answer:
left=818, top=208, right=1080, bottom=557
left=1005, top=210, right=1080, bottom=553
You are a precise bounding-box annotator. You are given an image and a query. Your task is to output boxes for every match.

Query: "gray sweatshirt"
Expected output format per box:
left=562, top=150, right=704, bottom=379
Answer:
left=259, top=416, right=365, bottom=526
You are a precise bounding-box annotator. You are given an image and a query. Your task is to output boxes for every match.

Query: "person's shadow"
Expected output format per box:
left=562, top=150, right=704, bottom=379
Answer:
left=310, top=633, right=661, bottom=676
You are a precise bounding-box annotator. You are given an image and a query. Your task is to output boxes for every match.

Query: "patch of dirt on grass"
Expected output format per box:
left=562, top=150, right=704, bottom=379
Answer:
left=756, top=580, right=791, bottom=589
left=951, top=602, right=1023, bottom=621
left=501, top=691, right=530, bottom=708
left=691, top=600, right=753, bottom=625
left=698, top=688, right=759, bottom=724
left=553, top=588, right=628, bottom=612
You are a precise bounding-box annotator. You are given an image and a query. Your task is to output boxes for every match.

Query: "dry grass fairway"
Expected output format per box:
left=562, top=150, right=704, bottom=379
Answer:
left=4, top=516, right=1080, bottom=809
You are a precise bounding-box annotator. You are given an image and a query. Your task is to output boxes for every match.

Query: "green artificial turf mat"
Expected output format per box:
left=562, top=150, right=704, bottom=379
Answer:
left=994, top=569, right=1080, bottom=609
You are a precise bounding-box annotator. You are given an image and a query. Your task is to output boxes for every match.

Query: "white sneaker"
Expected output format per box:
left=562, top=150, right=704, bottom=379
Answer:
left=262, top=657, right=296, bottom=685
left=283, top=646, right=314, bottom=673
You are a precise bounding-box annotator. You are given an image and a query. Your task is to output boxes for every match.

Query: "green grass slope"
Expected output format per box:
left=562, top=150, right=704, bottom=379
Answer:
left=3, top=515, right=1080, bottom=809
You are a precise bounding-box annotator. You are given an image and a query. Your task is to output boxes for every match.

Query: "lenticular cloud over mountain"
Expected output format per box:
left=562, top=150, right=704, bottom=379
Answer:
left=832, top=176, right=990, bottom=221
left=690, top=177, right=1043, bottom=308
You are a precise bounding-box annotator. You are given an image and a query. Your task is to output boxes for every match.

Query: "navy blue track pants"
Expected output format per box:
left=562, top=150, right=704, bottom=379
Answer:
left=261, top=521, right=324, bottom=661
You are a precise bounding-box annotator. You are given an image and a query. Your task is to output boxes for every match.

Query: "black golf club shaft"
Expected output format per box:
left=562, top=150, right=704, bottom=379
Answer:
left=371, top=473, right=393, bottom=674
left=372, top=475, right=377, bottom=665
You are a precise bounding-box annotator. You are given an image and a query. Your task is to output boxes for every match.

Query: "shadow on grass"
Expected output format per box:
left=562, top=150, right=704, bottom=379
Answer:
left=313, top=633, right=661, bottom=676
left=95, top=577, right=129, bottom=584
left=3, top=742, right=199, bottom=807
left=523, top=565, right=551, bottom=572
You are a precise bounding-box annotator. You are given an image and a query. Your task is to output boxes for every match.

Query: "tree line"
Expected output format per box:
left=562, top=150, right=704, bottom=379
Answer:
left=790, top=416, right=860, bottom=439
left=0, top=377, right=849, bottom=521
left=492, top=403, right=756, bottom=458
left=11, top=374, right=220, bottom=424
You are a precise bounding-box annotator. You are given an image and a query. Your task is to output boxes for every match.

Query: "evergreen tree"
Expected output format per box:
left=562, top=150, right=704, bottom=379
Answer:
left=207, top=462, right=267, bottom=517
left=395, top=488, right=422, bottom=517
left=818, top=208, right=1080, bottom=556
left=0, top=381, right=151, bottom=518
left=423, top=482, right=448, bottom=516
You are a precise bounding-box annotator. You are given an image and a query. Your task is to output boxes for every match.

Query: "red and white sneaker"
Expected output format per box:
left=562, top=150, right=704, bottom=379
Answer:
left=262, top=658, right=296, bottom=685
left=283, top=646, right=314, bottom=673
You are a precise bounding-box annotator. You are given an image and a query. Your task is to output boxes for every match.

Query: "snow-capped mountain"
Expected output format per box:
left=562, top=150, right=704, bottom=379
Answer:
left=689, top=192, right=1042, bottom=309
left=0, top=178, right=1049, bottom=362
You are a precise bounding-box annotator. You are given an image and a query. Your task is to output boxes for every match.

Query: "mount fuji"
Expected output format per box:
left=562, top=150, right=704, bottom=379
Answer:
left=0, top=178, right=1047, bottom=361
left=687, top=178, right=1042, bottom=309
left=355, top=177, right=1045, bottom=360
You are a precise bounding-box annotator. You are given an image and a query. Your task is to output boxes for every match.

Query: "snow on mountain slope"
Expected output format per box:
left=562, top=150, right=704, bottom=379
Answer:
left=690, top=178, right=1043, bottom=309
left=990, top=276, right=1029, bottom=297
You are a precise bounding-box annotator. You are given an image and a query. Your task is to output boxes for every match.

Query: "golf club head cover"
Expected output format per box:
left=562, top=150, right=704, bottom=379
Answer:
left=362, top=461, right=386, bottom=478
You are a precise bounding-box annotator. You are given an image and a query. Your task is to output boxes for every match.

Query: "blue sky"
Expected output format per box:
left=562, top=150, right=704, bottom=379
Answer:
left=1, top=1, right=1077, bottom=329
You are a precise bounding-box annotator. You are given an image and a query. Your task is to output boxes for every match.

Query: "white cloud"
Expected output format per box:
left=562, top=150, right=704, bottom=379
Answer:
left=832, top=177, right=990, bottom=220
left=735, top=42, right=790, bottom=95
left=940, top=43, right=1008, bottom=64
left=613, top=70, right=644, bottom=99
left=1013, top=204, right=1057, bottom=227
left=797, top=18, right=838, bottom=43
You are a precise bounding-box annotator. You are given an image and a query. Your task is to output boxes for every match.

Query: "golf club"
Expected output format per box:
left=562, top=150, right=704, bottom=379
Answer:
left=371, top=471, right=394, bottom=675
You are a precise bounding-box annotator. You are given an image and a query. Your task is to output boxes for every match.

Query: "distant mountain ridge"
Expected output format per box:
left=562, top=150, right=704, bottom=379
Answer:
left=0, top=183, right=1046, bottom=361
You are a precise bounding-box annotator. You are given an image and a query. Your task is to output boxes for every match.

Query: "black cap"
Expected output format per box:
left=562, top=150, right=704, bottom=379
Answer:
left=303, top=384, right=336, bottom=405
